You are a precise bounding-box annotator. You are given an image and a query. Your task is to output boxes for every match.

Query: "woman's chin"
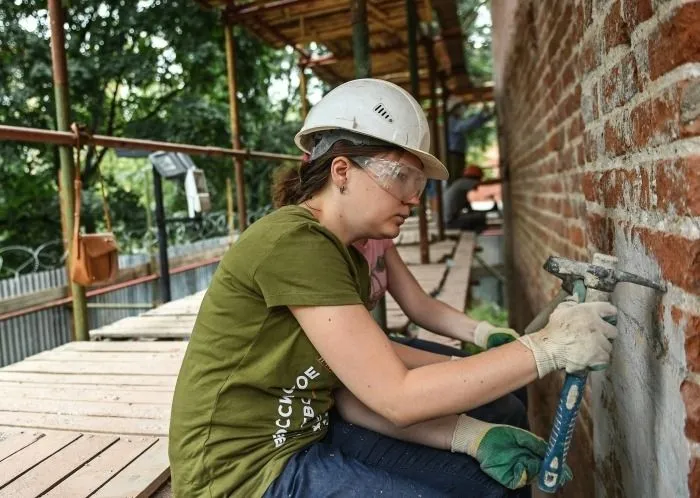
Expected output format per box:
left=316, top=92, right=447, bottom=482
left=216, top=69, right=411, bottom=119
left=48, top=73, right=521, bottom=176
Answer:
left=382, top=224, right=401, bottom=239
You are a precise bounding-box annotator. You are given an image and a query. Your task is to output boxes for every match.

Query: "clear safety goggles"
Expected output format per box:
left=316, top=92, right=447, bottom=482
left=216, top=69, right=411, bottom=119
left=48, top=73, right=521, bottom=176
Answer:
left=351, top=156, right=427, bottom=203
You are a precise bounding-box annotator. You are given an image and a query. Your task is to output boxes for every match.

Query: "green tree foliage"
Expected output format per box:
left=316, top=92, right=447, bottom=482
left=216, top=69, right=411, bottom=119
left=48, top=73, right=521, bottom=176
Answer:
left=0, top=0, right=301, bottom=259
left=456, top=0, right=496, bottom=164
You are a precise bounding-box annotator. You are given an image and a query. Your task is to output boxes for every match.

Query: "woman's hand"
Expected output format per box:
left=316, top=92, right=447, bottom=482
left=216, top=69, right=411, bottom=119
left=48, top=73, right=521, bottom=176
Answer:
left=473, top=322, right=520, bottom=350
left=517, top=300, right=618, bottom=378
left=451, top=415, right=572, bottom=490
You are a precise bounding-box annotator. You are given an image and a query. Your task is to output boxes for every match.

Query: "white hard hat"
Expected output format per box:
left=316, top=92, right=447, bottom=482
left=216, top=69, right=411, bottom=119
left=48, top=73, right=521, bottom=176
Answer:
left=294, top=78, right=448, bottom=181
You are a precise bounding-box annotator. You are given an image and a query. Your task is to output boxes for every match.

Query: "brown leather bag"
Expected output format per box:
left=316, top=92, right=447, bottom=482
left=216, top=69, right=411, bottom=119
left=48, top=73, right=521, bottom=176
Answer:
left=70, top=124, right=119, bottom=286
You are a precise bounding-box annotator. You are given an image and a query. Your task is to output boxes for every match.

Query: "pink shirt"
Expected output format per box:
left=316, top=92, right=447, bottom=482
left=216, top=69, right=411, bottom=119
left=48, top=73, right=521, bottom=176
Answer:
left=353, top=238, right=394, bottom=309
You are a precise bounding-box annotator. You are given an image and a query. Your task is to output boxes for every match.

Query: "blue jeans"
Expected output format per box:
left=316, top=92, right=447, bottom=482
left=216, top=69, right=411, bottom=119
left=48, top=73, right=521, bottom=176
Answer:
left=263, top=413, right=527, bottom=498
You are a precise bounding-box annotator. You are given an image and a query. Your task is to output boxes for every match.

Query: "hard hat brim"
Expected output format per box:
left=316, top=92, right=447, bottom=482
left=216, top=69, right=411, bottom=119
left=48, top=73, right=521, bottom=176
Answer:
left=295, top=127, right=449, bottom=181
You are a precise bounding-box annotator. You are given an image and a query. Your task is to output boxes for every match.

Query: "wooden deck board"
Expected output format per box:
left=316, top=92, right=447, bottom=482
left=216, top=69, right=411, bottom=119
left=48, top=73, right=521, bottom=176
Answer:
left=0, top=372, right=177, bottom=387
left=0, top=430, right=44, bottom=462
left=42, top=436, right=157, bottom=498
left=2, top=360, right=181, bottom=376
left=0, top=384, right=173, bottom=404
left=0, top=413, right=170, bottom=437
left=0, top=431, right=80, bottom=488
left=1, top=398, right=170, bottom=421
left=413, top=232, right=476, bottom=348
left=90, top=439, right=170, bottom=498
left=54, top=342, right=188, bottom=353
left=0, top=434, right=118, bottom=498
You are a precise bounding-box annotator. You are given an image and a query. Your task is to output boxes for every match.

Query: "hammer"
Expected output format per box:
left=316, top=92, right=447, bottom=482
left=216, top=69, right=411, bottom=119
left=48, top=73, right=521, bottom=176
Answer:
left=524, top=253, right=666, bottom=493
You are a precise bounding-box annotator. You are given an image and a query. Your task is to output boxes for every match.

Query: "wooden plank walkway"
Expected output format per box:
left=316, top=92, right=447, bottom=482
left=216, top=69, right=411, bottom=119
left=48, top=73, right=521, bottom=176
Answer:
left=410, top=231, right=476, bottom=348
left=0, top=341, right=183, bottom=497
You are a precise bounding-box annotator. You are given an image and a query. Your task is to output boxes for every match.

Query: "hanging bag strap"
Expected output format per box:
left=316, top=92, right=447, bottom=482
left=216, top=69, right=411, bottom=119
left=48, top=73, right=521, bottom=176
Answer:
left=70, top=123, right=113, bottom=232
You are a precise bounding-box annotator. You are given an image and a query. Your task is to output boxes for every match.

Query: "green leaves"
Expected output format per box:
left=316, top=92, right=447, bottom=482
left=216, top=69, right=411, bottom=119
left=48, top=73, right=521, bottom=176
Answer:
left=1, top=0, right=301, bottom=257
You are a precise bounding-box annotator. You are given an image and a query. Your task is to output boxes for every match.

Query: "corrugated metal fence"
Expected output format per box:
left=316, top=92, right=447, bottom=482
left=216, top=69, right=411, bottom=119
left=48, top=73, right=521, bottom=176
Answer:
left=0, top=236, right=231, bottom=367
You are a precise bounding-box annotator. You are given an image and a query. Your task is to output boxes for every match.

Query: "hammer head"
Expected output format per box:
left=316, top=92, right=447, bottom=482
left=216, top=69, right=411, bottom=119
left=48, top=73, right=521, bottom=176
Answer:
left=543, top=256, right=666, bottom=294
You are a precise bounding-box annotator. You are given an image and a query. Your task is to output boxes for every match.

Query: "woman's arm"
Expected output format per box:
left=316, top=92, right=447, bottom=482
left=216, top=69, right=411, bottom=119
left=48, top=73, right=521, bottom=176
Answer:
left=334, top=387, right=457, bottom=449
left=291, top=303, right=537, bottom=427
left=384, top=245, right=480, bottom=343
left=392, top=341, right=452, bottom=368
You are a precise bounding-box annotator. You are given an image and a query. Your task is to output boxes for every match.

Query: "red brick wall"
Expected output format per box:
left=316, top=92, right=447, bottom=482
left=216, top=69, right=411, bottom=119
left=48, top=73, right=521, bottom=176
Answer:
left=493, top=0, right=699, bottom=496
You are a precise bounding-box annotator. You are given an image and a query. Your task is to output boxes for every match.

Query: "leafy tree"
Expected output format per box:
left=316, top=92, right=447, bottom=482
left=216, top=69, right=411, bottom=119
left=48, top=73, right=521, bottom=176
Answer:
left=0, top=0, right=302, bottom=269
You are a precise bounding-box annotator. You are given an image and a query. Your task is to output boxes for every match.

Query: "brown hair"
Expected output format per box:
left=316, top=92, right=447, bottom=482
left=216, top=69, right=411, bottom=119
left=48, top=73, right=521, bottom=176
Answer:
left=272, top=141, right=402, bottom=207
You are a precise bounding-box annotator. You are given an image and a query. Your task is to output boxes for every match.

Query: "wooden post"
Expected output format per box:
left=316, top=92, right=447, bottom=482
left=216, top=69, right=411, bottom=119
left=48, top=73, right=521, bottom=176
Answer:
left=351, top=0, right=371, bottom=78
left=405, top=0, right=430, bottom=264
left=424, top=35, right=445, bottom=241
left=224, top=15, right=247, bottom=232
left=440, top=72, right=451, bottom=180
left=48, top=0, right=88, bottom=341
left=299, top=63, right=309, bottom=120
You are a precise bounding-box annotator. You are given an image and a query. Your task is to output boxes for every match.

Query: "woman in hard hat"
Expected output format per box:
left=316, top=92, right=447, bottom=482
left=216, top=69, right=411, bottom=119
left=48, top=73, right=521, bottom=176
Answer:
left=169, top=79, right=618, bottom=498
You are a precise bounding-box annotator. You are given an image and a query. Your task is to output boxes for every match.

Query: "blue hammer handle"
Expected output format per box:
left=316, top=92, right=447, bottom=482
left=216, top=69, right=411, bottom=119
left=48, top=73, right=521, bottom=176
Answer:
left=538, top=281, right=589, bottom=493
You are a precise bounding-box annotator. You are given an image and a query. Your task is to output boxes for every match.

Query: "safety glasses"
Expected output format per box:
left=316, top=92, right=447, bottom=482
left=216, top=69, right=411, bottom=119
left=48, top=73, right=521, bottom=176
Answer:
left=351, top=156, right=427, bottom=203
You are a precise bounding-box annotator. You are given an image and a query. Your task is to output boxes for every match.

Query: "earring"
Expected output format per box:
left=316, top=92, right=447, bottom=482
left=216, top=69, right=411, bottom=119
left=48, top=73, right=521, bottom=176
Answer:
left=339, top=185, right=347, bottom=194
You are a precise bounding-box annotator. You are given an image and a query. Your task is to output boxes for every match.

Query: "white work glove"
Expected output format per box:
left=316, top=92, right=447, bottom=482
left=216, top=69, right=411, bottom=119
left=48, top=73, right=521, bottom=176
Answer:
left=474, top=321, right=520, bottom=350
left=517, top=297, right=618, bottom=378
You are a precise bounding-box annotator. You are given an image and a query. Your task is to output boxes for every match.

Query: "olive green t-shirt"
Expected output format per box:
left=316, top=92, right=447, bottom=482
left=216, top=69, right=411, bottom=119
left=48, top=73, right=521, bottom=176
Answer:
left=169, top=205, right=370, bottom=498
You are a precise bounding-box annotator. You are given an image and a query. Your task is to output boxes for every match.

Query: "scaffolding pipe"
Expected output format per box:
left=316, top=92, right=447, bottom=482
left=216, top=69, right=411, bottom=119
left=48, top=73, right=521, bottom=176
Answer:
left=351, top=0, right=371, bottom=78
left=224, top=16, right=248, bottom=231
left=405, top=0, right=430, bottom=264
left=48, top=0, right=89, bottom=341
left=0, top=125, right=301, bottom=162
left=424, top=35, right=445, bottom=241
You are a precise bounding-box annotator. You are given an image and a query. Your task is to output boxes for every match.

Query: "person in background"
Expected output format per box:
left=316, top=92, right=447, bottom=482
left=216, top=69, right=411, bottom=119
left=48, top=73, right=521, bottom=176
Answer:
left=442, top=164, right=500, bottom=231
left=446, top=98, right=495, bottom=183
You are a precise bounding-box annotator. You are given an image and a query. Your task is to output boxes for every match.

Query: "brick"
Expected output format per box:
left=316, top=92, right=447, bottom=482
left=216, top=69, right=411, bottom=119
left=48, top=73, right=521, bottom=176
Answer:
left=648, top=3, right=700, bottom=80
left=602, top=52, right=641, bottom=113
left=681, top=79, right=700, bottom=138
left=576, top=142, right=586, bottom=167
left=656, top=156, right=700, bottom=216
left=672, top=306, right=700, bottom=372
left=584, top=126, right=604, bottom=162
left=582, top=83, right=599, bottom=124
left=630, top=86, right=680, bottom=149
left=604, top=0, right=631, bottom=51
left=621, top=0, right=653, bottom=31
left=604, top=120, right=627, bottom=157
left=691, top=457, right=700, bottom=498
left=582, top=172, right=597, bottom=201
left=635, top=228, right=700, bottom=294
left=561, top=61, right=576, bottom=92
left=586, top=213, right=615, bottom=253
left=580, top=34, right=601, bottom=75
left=569, top=225, right=586, bottom=247
left=681, top=380, right=700, bottom=441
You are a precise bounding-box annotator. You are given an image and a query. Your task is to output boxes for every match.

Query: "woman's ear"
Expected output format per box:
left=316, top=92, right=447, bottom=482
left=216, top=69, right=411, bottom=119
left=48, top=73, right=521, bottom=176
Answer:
left=330, top=156, right=353, bottom=189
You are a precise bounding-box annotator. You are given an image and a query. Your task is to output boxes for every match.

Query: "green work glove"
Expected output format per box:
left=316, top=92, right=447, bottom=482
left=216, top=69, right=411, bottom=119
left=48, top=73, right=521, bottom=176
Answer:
left=451, top=415, right=573, bottom=489
left=474, top=321, right=520, bottom=350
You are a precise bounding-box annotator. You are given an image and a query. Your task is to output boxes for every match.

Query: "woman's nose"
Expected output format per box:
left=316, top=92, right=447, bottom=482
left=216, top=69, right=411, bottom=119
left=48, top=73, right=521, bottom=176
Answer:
left=404, top=193, right=421, bottom=206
